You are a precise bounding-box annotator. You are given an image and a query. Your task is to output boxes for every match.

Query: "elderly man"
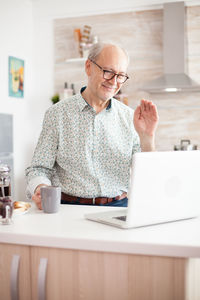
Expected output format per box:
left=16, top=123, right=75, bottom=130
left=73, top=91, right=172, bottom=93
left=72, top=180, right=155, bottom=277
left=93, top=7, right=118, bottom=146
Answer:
left=26, top=42, right=158, bottom=209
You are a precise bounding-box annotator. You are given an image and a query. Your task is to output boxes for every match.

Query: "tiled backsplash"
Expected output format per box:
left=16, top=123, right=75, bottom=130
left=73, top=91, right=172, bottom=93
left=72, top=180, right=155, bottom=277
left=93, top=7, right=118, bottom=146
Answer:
left=54, top=6, right=200, bottom=151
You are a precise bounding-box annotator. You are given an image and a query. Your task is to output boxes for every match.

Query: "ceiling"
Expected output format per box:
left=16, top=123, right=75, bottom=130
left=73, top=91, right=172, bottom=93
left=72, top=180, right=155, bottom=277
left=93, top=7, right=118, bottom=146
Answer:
left=29, top=0, right=200, bottom=19
left=29, top=0, right=200, bottom=5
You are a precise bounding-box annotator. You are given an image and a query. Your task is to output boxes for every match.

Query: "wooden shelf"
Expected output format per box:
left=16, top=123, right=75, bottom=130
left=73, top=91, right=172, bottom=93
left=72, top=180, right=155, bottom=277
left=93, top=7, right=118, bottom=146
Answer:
left=55, top=57, right=86, bottom=65
left=65, top=57, right=86, bottom=63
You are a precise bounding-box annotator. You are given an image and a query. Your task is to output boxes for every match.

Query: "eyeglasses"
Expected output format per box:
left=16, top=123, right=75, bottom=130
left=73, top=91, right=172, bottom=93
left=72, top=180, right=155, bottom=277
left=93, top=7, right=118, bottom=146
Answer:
left=90, top=59, right=129, bottom=84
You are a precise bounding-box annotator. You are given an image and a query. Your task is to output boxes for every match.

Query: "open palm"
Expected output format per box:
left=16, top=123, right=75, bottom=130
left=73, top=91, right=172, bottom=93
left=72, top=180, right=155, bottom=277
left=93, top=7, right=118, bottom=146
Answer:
left=134, top=99, right=159, bottom=137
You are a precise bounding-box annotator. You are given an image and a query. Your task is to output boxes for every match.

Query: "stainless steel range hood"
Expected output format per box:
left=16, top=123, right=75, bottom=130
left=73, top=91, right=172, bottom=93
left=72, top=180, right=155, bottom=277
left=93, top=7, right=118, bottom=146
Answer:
left=141, top=2, right=200, bottom=93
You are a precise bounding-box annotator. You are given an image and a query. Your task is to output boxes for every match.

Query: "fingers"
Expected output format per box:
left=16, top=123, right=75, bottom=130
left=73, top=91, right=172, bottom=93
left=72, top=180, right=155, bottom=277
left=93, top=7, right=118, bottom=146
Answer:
left=32, top=184, right=49, bottom=210
left=32, top=186, right=42, bottom=210
left=32, top=193, right=42, bottom=210
left=134, top=100, right=154, bottom=123
left=140, top=99, right=153, bottom=112
left=140, top=99, right=158, bottom=118
left=151, top=104, right=159, bottom=121
left=134, top=105, right=141, bottom=119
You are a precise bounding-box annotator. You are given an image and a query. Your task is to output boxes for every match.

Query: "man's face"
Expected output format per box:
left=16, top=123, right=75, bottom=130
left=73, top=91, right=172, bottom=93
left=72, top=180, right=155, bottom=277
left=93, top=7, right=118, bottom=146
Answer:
left=86, top=46, right=129, bottom=102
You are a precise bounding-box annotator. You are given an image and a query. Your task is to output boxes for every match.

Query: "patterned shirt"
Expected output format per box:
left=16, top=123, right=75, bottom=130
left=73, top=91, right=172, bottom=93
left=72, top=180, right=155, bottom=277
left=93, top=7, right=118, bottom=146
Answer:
left=26, top=89, right=141, bottom=197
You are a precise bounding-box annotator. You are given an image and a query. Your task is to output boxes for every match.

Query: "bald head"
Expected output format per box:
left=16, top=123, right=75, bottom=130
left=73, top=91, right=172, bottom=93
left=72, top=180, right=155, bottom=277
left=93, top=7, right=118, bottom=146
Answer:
left=88, top=42, right=129, bottom=66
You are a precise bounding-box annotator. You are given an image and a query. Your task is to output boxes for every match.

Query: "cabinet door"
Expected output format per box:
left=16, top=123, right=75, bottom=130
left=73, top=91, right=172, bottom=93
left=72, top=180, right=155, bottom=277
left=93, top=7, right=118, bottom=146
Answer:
left=31, top=246, right=80, bottom=300
left=0, top=243, right=31, bottom=300
left=31, top=246, right=186, bottom=300
left=186, top=258, right=200, bottom=300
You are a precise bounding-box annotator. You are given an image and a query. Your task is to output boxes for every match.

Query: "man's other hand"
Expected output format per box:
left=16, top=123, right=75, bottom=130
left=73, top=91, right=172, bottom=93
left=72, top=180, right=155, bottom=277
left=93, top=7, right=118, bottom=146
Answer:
left=32, top=184, right=48, bottom=210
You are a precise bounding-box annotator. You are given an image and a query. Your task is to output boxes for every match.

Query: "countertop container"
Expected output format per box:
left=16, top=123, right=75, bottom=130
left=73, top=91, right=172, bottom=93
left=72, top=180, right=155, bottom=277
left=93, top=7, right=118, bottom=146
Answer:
left=174, top=139, right=198, bottom=151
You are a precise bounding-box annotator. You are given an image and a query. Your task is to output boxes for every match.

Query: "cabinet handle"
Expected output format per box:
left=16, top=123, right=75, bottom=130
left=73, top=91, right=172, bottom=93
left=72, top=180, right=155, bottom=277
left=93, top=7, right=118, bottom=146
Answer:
left=10, top=254, right=20, bottom=300
left=38, top=257, right=48, bottom=300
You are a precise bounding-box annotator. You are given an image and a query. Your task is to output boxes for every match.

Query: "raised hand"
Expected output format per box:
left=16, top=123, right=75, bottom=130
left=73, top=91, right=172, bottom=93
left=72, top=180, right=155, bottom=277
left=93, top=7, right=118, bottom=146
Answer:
left=134, top=99, right=159, bottom=151
left=134, top=99, right=159, bottom=138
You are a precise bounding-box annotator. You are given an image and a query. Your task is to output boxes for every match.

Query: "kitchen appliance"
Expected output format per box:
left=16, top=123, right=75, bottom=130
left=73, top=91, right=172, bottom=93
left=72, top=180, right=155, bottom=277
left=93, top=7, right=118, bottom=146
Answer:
left=174, top=139, right=198, bottom=151
left=141, top=2, right=200, bottom=93
left=0, top=113, right=14, bottom=197
left=0, top=163, right=11, bottom=197
left=0, top=163, right=13, bottom=224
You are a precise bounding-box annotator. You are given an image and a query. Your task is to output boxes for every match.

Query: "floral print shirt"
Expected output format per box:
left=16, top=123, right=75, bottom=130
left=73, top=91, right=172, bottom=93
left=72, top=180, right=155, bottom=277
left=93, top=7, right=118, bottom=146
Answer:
left=26, top=89, right=140, bottom=197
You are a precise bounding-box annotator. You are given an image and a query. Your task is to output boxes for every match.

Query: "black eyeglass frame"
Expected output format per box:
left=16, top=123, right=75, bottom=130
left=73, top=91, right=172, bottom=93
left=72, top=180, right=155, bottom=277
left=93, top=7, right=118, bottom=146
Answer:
left=89, top=59, right=129, bottom=84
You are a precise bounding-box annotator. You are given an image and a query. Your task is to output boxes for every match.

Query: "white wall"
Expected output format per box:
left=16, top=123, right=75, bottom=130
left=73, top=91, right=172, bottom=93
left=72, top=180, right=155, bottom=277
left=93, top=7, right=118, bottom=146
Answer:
left=0, top=0, right=35, bottom=200
left=0, top=0, right=54, bottom=201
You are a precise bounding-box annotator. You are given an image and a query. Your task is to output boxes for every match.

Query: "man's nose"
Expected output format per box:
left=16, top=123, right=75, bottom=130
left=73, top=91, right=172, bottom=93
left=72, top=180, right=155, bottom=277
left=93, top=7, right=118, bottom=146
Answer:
left=109, top=74, right=118, bottom=84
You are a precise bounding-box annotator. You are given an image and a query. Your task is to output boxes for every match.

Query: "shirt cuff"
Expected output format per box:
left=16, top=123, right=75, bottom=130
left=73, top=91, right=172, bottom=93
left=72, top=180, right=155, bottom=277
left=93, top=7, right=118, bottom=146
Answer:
left=27, top=176, right=51, bottom=196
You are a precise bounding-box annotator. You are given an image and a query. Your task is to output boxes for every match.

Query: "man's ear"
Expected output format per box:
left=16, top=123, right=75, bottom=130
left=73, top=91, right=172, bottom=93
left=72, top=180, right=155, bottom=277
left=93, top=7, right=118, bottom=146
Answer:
left=85, top=59, right=91, bottom=76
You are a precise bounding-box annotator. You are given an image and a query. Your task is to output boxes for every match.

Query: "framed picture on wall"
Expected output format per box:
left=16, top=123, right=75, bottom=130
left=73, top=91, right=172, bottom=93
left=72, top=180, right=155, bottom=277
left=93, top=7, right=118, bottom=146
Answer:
left=8, top=56, right=24, bottom=98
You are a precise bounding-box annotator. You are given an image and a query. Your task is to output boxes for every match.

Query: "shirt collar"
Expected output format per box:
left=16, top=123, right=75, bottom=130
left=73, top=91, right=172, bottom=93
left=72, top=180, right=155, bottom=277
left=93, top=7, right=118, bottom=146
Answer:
left=77, top=87, right=89, bottom=111
left=78, top=86, right=112, bottom=112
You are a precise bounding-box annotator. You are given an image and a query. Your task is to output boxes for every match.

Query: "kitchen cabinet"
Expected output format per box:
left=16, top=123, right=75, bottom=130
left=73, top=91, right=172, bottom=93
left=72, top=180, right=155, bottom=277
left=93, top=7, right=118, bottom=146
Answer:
left=0, top=205, right=200, bottom=299
left=0, top=243, right=186, bottom=300
left=30, top=246, right=79, bottom=300
left=31, top=246, right=187, bottom=300
left=0, top=243, right=31, bottom=300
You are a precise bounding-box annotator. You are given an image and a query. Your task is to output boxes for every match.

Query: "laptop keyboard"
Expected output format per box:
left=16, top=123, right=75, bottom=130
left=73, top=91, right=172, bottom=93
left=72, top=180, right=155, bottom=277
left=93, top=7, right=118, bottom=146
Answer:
left=113, top=215, right=127, bottom=221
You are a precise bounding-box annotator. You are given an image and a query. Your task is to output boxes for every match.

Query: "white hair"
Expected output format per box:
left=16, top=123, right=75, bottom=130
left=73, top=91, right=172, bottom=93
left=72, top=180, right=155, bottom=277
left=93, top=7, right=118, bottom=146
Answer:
left=87, top=41, right=130, bottom=64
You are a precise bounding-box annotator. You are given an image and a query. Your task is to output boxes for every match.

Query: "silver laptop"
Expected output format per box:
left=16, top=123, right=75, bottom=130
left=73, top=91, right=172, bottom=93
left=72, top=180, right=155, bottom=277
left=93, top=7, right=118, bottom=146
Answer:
left=85, top=151, right=200, bottom=229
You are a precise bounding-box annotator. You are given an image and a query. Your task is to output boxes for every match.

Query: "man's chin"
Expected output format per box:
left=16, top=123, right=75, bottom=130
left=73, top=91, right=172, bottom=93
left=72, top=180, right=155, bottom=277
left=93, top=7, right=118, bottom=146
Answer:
left=100, top=91, right=116, bottom=101
left=101, top=85, right=118, bottom=98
